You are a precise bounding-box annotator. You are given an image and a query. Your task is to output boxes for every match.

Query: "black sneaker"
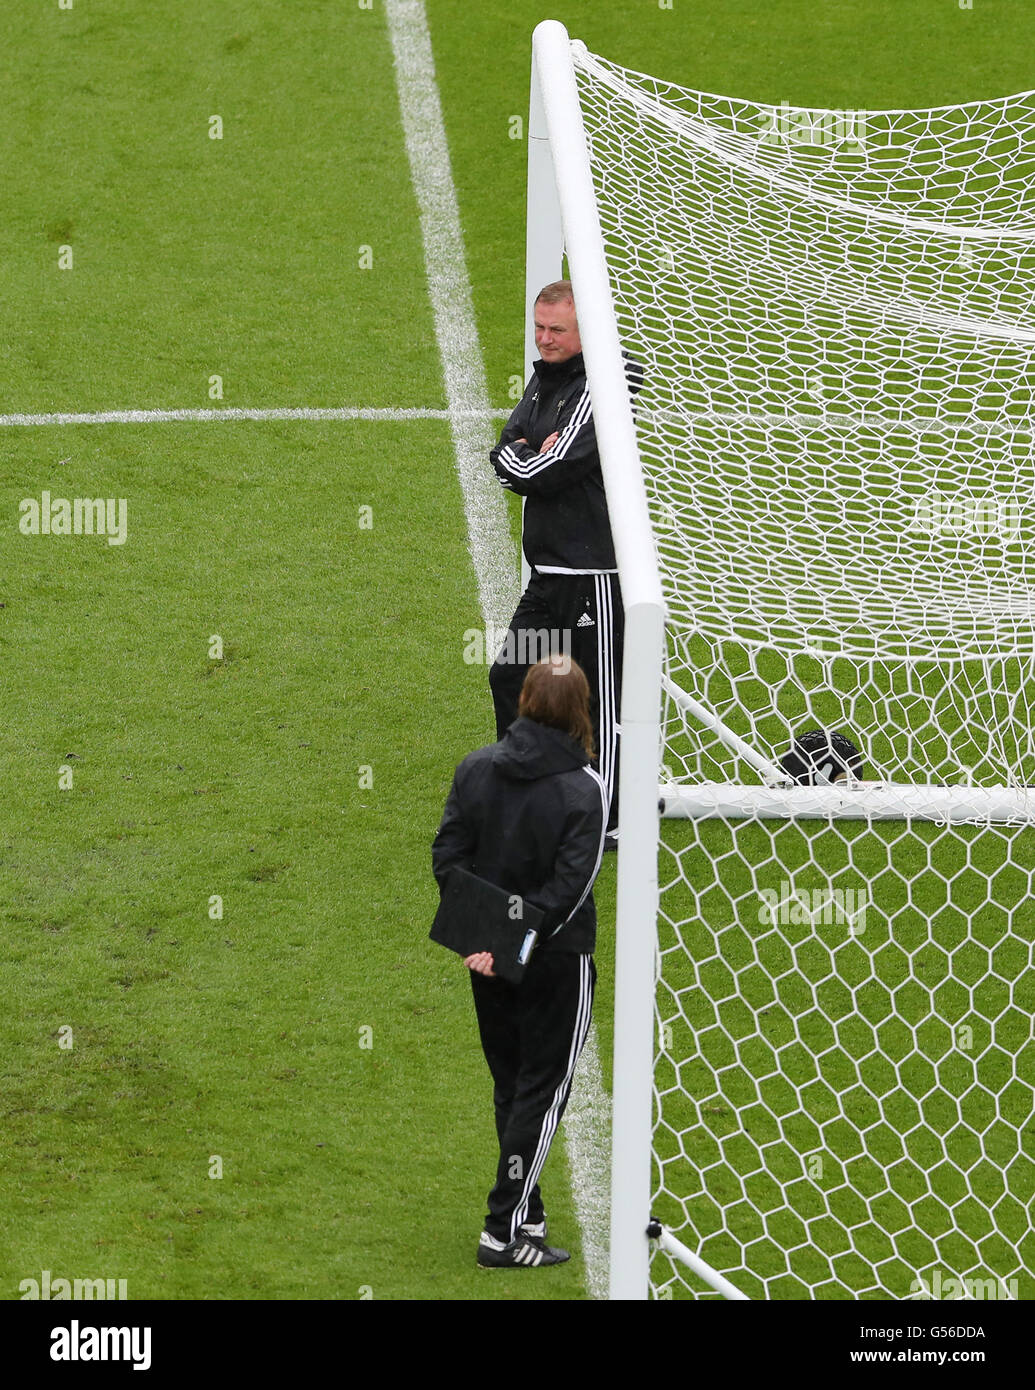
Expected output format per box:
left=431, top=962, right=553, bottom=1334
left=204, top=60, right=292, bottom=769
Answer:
left=519, top=1219, right=548, bottom=1241
left=477, top=1231, right=570, bottom=1268
left=604, top=830, right=618, bottom=853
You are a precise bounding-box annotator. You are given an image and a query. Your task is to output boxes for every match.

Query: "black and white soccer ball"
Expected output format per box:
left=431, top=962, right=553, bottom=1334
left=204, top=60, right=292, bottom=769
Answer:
left=779, top=729, right=866, bottom=786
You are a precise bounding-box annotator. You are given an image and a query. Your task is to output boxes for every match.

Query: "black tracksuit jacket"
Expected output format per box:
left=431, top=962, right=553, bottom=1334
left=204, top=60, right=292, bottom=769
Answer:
left=490, top=352, right=643, bottom=574
left=431, top=717, right=608, bottom=955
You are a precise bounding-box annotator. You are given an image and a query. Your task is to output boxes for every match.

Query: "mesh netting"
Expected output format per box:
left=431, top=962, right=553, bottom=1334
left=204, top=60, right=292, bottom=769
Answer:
left=572, top=44, right=1035, bottom=1300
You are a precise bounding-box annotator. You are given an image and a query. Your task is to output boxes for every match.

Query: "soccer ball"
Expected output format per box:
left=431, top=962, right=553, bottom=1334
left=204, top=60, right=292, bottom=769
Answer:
left=779, top=728, right=866, bottom=786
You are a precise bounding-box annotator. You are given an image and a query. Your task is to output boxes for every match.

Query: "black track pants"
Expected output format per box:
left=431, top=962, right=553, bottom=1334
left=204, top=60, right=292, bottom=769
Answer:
left=488, top=571, right=623, bottom=828
left=470, top=951, right=596, bottom=1244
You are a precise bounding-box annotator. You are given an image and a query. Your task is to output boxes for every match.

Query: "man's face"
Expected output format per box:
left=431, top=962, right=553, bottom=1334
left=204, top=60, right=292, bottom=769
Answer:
left=534, top=298, right=581, bottom=363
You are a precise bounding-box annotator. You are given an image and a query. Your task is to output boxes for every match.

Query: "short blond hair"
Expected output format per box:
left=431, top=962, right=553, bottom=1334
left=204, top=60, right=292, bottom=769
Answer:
left=535, top=280, right=575, bottom=308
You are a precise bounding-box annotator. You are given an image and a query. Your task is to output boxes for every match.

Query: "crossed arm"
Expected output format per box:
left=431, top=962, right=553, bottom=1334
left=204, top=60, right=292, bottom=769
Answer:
left=512, top=431, right=558, bottom=455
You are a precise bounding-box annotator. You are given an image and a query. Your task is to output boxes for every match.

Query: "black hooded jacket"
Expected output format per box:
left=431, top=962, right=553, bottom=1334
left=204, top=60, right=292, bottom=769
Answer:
left=432, top=717, right=608, bottom=955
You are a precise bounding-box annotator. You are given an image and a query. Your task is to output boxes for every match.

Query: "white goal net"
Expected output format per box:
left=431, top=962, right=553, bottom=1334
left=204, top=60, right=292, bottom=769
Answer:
left=570, top=44, right=1035, bottom=1300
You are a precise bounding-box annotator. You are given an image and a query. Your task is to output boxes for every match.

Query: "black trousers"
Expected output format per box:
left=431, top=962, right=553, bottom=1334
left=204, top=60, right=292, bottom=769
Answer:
left=470, top=951, right=596, bottom=1244
left=489, top=570, right=623, bottom=829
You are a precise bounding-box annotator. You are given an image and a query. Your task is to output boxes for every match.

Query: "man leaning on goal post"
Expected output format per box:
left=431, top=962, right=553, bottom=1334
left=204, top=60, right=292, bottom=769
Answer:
left=488, top=280, right=643, bottom=848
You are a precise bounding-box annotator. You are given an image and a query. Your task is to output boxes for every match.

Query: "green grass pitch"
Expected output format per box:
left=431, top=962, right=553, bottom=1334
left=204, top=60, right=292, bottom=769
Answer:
left=2, top=0, right=1035, bottom=1303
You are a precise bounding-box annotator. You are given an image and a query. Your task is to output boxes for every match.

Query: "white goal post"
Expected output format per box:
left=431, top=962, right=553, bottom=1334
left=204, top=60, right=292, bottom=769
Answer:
left=527, top=18, right=666, bottom=1303
left=527, top=20, right=1035, bottom=1302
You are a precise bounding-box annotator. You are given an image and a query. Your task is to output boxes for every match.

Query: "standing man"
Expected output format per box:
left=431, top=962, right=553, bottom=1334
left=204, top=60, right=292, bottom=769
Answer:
left=489, top=281, right=641, bottom=845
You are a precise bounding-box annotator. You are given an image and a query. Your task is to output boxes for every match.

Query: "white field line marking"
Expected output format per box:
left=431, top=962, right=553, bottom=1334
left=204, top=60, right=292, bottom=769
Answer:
left=0, top=407, right=511, bottom=427
left=385, top=0, right=611, bottom=1299
left=563, top=1024, right=612, bottom=1299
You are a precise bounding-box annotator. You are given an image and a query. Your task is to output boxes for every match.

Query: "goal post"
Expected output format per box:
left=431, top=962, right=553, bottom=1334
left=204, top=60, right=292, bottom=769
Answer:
left=527, top=20, right=1035, bottom=1302
left=528, top=18, right=666, bottom=1302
